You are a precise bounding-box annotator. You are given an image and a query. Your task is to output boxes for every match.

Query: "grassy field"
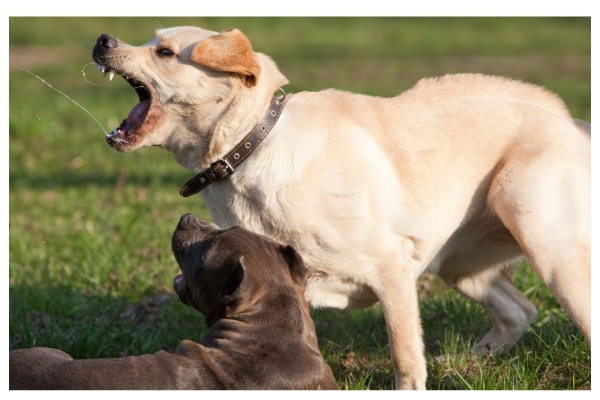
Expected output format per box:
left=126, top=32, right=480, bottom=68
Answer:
left=9, top=17, right=590, bottom=390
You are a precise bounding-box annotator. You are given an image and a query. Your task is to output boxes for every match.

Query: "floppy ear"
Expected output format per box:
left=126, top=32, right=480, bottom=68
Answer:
left=191, top=29, right=261, bottom=87
left=280, top=245, right=309, bottom=286
left=219, top=256, right=248, bottom=306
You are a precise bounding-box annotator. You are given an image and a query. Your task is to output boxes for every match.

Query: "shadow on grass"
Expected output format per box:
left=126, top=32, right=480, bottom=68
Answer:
left=9, top=282, right=590, bottom=389
left=9, top=282, right=207, bottom=359
left=9, top=169, right=190, bottom=191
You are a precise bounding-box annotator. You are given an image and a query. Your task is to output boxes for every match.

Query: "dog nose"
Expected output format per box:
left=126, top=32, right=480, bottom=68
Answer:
left=179, top=213, right=199, bottom=227
left=96, top=33, right=118, bottom=49
left=177, top=214, right=218, bottom=232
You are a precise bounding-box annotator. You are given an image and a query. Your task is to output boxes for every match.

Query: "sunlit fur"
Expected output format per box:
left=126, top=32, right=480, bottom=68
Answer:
left=105, top=27, right=591, bottom=390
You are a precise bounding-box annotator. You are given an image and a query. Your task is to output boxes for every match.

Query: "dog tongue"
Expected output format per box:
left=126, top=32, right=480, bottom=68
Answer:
left=124, top=99, right=150, bottom=131
left=173, top=274, right=185, bottom=293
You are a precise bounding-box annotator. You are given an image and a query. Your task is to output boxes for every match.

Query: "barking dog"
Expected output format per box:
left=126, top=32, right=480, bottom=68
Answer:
left=91, top=27, right=591, bottom=389
left=9, top=214, right=338, bottom=390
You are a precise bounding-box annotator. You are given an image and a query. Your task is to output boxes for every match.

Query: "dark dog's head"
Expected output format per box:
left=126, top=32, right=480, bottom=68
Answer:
left=171, top=214, right=308, bottom=327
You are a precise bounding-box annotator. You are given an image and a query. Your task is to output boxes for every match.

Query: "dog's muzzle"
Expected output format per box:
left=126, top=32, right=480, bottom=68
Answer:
left=92, top=33, right=118, bottom=63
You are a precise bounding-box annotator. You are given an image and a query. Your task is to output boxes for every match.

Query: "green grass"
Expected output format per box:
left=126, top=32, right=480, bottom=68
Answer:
left=9, top=17, right=590, bottom=390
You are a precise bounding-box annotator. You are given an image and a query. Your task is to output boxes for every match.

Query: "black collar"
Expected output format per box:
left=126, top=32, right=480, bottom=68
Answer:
left=180, top=91, right=286, bottom=197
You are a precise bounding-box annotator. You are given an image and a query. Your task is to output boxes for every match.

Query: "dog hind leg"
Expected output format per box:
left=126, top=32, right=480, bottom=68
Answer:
left=487, top=144, right=591, bottom=346
left=439, top=265, right=537, bottom=355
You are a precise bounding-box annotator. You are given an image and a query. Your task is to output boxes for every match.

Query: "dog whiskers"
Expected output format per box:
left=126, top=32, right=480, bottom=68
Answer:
left=81, top=63, right=104, bottom=86
left=80, top=63, right=145, bottom=90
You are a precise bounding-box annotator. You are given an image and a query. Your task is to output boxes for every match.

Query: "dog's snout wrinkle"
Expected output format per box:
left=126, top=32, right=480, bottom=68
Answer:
left=173, top=216, right=220, bottom=255
left=199, top=219, right=217, bottom=228
left=178, top=214, right=218, bottom=233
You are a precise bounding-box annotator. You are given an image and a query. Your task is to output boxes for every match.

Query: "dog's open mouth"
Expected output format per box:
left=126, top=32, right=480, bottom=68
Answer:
left=95, top=64, right=152, bottom=147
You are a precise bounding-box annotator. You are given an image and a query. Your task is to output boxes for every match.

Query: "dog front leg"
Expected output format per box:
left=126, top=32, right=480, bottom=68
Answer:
left=371, top=263, right=427, bottom=390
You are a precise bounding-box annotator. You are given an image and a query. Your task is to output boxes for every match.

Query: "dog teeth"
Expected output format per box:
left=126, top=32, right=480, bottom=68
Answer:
left=106, top=128, right=120, bottom=138
left=96, top=64, right=116, bottom=81
left=107, top=129, right=126, bottom=143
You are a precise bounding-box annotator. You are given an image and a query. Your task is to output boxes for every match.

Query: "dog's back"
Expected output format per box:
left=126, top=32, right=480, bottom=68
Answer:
left=10, top=346, right=217, bottom=390
left=11, top=347, right=73, bottom=390
left=404, top=73, right=571, bottom=118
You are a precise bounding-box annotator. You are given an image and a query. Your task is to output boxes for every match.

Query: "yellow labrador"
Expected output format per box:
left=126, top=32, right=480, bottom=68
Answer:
left=92, top=27, right=591, bottom=389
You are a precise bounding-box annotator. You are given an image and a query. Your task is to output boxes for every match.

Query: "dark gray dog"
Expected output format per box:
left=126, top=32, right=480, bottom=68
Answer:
left=10, top=214, right=338, bottom=390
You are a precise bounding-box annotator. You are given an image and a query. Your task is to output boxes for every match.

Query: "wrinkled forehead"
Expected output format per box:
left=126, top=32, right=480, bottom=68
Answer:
left=144, top=26, right=218, bottom=47
left=206, top=228, right=279, bottom=262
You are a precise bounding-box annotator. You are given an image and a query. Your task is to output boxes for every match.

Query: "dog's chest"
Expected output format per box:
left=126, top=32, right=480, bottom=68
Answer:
left=202, top=182, right=283, bottom=237
left=201, top=183, right=384, bottom=309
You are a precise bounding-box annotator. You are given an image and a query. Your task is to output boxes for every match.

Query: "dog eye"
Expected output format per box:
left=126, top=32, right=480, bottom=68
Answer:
left=208, top=236, right=220, bottom=248
left=157, top=48, right=175, bottom=57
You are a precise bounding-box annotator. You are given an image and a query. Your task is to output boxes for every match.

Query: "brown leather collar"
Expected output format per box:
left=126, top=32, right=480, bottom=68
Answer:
left=180, top=91, right=286, bottom=197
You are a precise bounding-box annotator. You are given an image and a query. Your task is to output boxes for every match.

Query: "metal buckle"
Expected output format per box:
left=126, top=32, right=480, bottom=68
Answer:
left=276, top=87, right=286, bottom=101
left=207, top=158, right=235, bottom=182
left=218, top=158, right=235, bottom=173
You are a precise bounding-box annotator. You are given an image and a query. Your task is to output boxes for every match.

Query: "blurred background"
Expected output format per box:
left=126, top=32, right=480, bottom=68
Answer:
left=9, top=17, right=590, bottom=389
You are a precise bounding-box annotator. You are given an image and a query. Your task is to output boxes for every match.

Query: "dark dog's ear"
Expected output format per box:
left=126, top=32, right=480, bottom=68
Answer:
left=280, top=245, right=309, bottom=286
left=219, top=256, right=248, bottom=306
left=191, top=29, right=260, bottom=87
